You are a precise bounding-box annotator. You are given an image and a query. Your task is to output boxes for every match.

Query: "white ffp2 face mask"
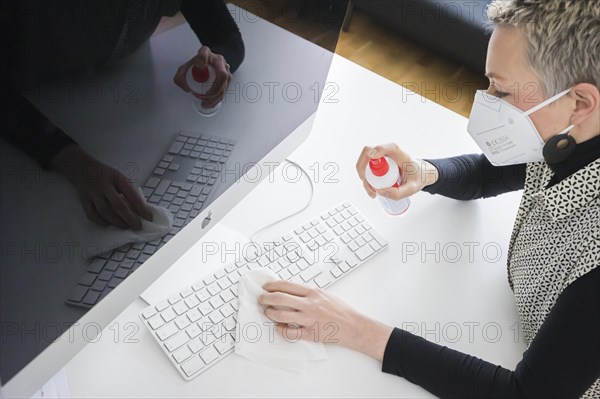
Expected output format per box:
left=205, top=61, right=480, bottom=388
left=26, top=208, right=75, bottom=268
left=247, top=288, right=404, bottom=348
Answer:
left=467, top=88, right=574, bottom=166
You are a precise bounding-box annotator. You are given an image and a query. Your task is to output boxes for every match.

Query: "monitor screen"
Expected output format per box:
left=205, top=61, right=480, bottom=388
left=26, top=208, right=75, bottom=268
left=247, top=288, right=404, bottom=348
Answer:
left=0, top=0, right=349, bottom=386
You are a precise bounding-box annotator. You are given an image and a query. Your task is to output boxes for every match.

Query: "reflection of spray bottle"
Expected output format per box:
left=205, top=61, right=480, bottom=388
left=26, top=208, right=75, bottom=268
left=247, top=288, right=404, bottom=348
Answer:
left=185, top=64, right=222, bottom=117
left=365, top=157, right=410, bottom=216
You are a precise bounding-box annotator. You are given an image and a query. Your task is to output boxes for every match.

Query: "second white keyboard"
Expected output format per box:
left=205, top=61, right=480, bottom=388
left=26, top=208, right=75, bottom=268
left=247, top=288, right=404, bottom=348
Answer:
left=140, top=201, right=388, bottom=380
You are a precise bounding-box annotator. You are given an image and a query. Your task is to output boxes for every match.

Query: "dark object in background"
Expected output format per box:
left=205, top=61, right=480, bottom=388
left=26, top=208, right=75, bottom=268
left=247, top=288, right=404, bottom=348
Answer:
left=349, top=0, right=492, bottom=74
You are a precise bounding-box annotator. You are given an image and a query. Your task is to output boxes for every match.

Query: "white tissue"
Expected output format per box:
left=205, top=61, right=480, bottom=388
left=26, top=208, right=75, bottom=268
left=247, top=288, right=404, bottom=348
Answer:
left=234, top=269, right=328, bottom=372
left=86, top=203, right=173, bottom=259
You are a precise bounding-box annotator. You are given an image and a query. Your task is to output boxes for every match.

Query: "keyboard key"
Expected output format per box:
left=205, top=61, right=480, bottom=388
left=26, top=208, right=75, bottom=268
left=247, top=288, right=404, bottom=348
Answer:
left=142, top=307, right=157, bottom=319
left=83, top=290, right=100, bottom=305
left=88, top=259, right=106, bottom=273
left=145, top=176, right=160, bottom=188
left=200, top=346, right=219, bottom=364
left=207, top=282, right=220, bottom=296
left=369, top=230, right=388, bottom=247
left=220, top=289, right=235, bottom=303
left=156, top=323, right=178, bottom=341
left=209, top=296, right=224, bottom=309
left=79, top=272, right=96, bottom=287
left=164, top=332, right=189, bottom=352
left=220, top=304, right=235, bottom=318
left=333, top=225, right=344, bottom=236
left=196, top=289, right=210, bottom=302
left=187, top=309, right=202, bottom=323
left=331, top=267, right=342, bottom=278
left=148, top=315, right=165, bottom=330
left=188, top=338, right=204, bottom=354
left=217, top=278, right=231, bottom=290
left=181, top=355, right=205, bottom=377
left=214, top=334, right=235, bottom=355
left=279, top=269, right=292, bottom=281
left=355, top=237, right=366, bottom=247
left=314, top=272, right=334, bottom=288
left=203, top=275, right=216, bottom=285
left=168, top=295, right=182, bottom=305
left=156, top=301, right=169, bottom=312
left=161, top=308, right=177, bottom=323
left=169, top=141, right=184, bottom=154
left=67, top=286, right=88, bottom=303
left=175, top=316, right=191, bottom=330
left=300, top=265, right=321, bottom=282
left=369, top=240, right=382, bottom=251
left=173, top=346, right=193, bottom=364
left=185, top=296, right=200, bottom=308
left=222, top=316, right=237, bottom=331
left=155, top=179, right=171, bottom=196
left=297, top=258, right=309, bottom=270
left=104, top=261, right=119, bottom=271
left=186, top=323, right=202, bottom=339
left=355, top=245, right=375, bottom=261
left=288, top=264, right=301, bottom=276
left=198, top=302, right=212, bottom=316
left=339, top=262, right=350, bottom=273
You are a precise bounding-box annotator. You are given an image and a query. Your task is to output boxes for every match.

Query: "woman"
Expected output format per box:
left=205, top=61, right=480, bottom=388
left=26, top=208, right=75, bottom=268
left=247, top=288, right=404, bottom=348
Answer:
left=258, top=0, right=600, bottom=397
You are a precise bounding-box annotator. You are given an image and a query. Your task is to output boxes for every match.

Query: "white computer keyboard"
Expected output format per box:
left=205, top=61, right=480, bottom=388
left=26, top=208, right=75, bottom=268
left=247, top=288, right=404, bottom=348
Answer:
left=139, top=201, right=388, bottom=380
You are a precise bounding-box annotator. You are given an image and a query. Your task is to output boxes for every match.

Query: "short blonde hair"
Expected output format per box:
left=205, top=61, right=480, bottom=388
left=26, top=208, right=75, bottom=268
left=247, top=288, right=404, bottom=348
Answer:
left=487, top=0, right=600, bottom=97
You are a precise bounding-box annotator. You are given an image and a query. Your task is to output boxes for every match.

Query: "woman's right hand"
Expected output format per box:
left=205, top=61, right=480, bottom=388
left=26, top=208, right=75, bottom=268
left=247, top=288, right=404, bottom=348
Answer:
left=356, top=143, right=439, bottom=200
left=52, top=144, right=153, bottom=230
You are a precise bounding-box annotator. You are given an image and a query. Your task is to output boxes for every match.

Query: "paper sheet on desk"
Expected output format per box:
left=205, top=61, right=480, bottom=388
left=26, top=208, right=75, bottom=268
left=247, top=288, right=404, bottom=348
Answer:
left=235, top=269, right=328, bottom=372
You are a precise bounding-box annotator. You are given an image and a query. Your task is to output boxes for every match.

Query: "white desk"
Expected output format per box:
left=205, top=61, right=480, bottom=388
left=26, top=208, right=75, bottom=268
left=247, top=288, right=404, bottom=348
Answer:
left=64, top=55, right=526, bottom=398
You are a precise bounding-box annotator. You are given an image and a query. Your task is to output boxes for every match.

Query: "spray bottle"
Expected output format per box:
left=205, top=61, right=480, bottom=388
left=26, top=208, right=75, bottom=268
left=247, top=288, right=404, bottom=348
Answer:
left=365, top=157, right=410, bottom=215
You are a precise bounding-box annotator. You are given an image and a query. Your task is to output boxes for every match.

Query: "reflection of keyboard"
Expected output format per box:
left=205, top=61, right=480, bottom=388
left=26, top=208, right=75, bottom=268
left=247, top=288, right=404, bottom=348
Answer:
left=65, top=132, right=236, bottom=309
left=139, top=202, right=388, bottom=381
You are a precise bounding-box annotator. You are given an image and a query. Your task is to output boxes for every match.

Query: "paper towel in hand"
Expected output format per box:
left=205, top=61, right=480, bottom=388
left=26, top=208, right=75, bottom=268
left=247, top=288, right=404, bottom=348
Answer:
left=234, top=269, right=327, bottom=372
left=85, top=202, right=173, bottom=259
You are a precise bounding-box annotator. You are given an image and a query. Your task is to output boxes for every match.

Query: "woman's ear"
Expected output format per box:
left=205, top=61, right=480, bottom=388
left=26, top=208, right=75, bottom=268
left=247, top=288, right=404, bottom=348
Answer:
left=570, top=83, right=599, bottom=125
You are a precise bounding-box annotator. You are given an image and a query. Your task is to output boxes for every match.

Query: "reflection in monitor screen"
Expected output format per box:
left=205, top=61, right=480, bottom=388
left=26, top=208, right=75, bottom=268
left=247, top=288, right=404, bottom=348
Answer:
left=0, top=0, right=349, bottom=388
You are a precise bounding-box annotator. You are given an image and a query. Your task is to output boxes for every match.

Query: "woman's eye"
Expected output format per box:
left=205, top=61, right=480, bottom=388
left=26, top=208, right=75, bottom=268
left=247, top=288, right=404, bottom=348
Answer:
left=487, top=84, right=509, bottom=99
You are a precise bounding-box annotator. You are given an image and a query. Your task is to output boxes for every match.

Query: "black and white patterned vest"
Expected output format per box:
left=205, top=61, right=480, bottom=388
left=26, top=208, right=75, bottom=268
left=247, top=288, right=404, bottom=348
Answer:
left=507, top=159, right=600, bottom=398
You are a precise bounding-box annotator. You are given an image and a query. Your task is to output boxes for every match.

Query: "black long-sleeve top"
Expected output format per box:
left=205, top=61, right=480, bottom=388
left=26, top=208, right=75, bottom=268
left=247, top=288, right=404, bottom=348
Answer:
left=0, top=0, right=244, bottom=168
left=381, top=136, right=600, bottom=398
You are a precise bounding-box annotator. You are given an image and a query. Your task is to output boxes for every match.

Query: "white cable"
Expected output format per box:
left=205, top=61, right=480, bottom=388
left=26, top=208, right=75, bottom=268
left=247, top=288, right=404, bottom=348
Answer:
left=249, top=159, right=314, bottom=244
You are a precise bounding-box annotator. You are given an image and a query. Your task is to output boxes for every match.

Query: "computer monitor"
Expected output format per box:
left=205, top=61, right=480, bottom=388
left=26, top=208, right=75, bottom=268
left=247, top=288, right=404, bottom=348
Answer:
left=0, top=1, right=349, bottom=396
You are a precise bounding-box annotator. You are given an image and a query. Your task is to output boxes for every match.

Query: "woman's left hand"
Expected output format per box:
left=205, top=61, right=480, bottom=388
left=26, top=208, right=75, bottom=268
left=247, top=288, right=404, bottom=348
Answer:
left=259, top=280, right=393, bottom=361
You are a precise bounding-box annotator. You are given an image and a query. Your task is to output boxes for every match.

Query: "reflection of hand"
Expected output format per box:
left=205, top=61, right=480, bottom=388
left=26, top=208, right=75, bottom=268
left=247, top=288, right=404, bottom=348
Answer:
left=173, top=46, right=232, bottom=109
left=52, top=144, right=153, bottom=230
left=356, top=143, right=439, bottom=200
left=259, top=280, right=393, bottom=361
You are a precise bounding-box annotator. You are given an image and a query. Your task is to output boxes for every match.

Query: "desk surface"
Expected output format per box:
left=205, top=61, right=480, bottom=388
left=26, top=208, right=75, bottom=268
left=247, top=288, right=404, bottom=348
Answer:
left=64, top=54, right=526, bottom=398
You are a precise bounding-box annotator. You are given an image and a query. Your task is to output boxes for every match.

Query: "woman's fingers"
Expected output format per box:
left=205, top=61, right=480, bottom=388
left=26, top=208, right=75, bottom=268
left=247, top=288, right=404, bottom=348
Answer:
left=92, top=196, right=128, bottom=229
left=105, top=188, right=142, bottom=230
left=173, top=59, right=194, bottom=92
left=82, top=198, right=110, bottom=227
left=262, top=280, right=312, bottom=297
left=263, top=306, right=309, bottom=325
left=258, top=291, right=307, bottom=311
left=116, top=174, right=153, bottom=222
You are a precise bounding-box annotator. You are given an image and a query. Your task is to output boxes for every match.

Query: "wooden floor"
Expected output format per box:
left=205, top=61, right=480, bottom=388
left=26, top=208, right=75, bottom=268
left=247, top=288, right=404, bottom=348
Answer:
left=157, top=2, right=487, bottom=117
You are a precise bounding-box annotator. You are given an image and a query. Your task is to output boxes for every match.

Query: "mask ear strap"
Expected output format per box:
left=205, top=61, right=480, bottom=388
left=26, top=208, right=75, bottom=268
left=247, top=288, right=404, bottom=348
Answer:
left=542, top=118, right=577, bottom=164
left=525, top=88, right=572, bottom=116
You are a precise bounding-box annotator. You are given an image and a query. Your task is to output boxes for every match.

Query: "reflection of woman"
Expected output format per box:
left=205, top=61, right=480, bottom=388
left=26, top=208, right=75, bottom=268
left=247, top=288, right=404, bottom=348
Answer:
left=260, top=1, right=600, bottom=397
left=0, top=0, right=244, bottom=230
